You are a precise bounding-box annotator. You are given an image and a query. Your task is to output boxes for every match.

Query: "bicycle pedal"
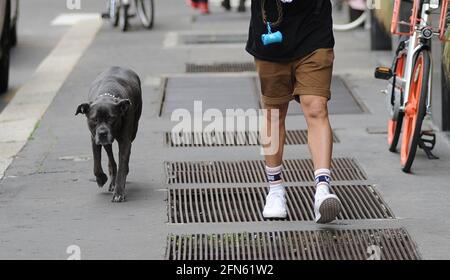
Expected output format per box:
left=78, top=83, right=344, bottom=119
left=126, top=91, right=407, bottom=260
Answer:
left=419, top=131, right=439, bottom=159
left=375, top=66, right=393, bottom=80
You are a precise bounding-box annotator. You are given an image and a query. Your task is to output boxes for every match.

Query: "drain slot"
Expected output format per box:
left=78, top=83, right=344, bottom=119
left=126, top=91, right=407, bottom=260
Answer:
left=166, top=130, right=339, bottom=147
left=186, top=63, right=256, bottom=73
left=165, top=158, right=367, bottom=184
left=168, top=184, right=394, bottom=223
left=166, top=228, right=420, bottom=260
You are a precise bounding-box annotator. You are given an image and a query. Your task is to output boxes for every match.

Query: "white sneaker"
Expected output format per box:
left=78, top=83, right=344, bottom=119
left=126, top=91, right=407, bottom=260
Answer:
left=263, top=191, right=287, bottom=219
left=314, top=190, right=342, bottom=224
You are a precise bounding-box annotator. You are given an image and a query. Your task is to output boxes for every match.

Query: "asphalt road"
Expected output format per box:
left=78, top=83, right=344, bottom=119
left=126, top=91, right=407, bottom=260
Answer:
left=0, top=0, right=103, bottom=112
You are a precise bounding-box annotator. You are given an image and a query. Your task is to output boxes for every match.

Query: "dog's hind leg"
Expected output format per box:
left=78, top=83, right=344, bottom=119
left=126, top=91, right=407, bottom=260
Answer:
left=92, top=139, right=108, bottom=188
left=104, top=144, right=117, bottom=193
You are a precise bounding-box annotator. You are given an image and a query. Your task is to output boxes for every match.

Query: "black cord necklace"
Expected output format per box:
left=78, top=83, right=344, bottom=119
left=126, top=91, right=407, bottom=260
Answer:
left=260, top=0, right=284, bottom=45
left=261, top=0, right=284, bottom=28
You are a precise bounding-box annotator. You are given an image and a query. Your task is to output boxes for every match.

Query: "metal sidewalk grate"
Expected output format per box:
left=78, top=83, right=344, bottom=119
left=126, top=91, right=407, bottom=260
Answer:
left=165, top=158, right=367, bottom=184
left=168, top=185, right=394, bottom=223
left=166, top=228, right=420, bottom=260
left=186, top=62, right=256, bottom=73
left=180, top=34, right=248, bottom=45
left=165, top=130, right=339, bottom=147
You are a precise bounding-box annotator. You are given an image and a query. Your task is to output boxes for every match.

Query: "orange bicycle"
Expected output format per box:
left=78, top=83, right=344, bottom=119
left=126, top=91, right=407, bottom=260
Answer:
left=375, top=0, right=450, bottom=172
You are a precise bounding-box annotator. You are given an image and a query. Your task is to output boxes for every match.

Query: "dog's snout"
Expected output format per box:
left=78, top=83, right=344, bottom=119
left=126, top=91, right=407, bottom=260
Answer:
left=97, top=127, right=108, bottom=137
left=98, top=130, right=108, bottom=138
left=95, top=126, right=113, bottom=145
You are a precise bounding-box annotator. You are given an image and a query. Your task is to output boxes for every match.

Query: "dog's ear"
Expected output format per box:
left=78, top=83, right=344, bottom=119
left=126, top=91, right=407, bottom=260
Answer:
left=117, top=99, right=131, bottom=115
left=76, top=103, right=90, bottom=116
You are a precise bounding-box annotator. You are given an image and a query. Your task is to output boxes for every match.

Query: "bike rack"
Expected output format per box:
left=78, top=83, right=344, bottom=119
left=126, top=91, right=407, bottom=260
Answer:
left=439, top=0, right=450, bottom=42
left=392, top=0, right=450, bottom=42
left=391, top=0, right=420, bottom=36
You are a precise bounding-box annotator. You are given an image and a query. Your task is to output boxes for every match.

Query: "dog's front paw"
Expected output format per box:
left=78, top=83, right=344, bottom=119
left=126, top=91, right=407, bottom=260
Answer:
left=108, top=181, right=116, bottom=193
left=112, top=193, right=126, bottom=203
left=96, top=173, right=108, bottom=188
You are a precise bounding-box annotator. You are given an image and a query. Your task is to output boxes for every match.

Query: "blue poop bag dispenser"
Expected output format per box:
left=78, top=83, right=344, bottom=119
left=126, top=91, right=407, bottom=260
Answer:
left=262, top=22, right=283, bottom=46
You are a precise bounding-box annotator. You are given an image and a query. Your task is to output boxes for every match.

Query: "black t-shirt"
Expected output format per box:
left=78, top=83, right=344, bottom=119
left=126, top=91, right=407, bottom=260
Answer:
left=246, top=0, right=335, bottom=62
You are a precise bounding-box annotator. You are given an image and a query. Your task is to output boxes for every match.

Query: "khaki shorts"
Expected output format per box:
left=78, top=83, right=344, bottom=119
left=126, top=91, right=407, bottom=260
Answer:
left=255, top=48, right=334, bottom=105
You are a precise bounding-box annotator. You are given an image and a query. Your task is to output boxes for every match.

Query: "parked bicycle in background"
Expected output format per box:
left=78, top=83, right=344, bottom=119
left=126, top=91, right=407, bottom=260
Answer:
left=102, top=0, right=154, bottom=32
left=375, top=0, right=450, bottom=172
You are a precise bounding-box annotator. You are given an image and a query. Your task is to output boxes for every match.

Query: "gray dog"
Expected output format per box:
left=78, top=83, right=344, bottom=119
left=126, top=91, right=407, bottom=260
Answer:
left=76, top=67, right=142, bottom=202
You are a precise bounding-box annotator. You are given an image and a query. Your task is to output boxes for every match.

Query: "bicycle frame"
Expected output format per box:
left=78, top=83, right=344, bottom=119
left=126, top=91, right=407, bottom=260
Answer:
left=397, top=1, right=438, bottom=115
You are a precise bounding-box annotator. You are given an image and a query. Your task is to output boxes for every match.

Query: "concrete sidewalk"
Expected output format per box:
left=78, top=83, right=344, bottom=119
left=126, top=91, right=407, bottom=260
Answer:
left=0, top=0, right=450, bottom=259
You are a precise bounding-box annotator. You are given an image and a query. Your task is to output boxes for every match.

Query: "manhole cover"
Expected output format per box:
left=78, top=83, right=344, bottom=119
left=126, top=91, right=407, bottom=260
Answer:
left=186, top=63, right=256, bottom=73
left=287, top=76, right=365, bottom=115
left=159, top=75, right=260, bottom=117
left=165, top=158, right=367, bottom=184
left=165, top=129, right=339, bottom=147
left=166, top=228, right=420, bottom=260
left=168, top=184, right=394, bottom=223
left=180, top=33, right=248, bottom=45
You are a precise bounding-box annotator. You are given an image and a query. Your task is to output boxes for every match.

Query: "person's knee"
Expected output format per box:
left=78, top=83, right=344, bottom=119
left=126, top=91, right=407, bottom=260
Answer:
left=301, top=97, right=328, bottom=120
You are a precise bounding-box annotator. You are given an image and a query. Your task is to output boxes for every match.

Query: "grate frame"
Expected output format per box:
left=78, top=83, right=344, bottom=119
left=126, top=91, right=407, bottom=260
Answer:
left=168, top=184, right=394, bottom=223
left=165, top=228, right=420, bottom=260
left=186, top=62, right=256, bottom=73
left=165, top=158, right=367, bottom=184
left=165, top=130, right=339, bottom=147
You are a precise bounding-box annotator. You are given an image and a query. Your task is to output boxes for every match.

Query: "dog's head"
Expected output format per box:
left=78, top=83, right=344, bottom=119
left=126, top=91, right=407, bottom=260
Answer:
left=76, top=98, right=131, bottom=146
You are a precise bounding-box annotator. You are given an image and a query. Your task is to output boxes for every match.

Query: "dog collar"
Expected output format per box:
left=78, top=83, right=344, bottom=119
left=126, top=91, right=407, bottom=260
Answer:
left=97, top=92, right=132, bottom=106
left=98, top=93, right=119, bottom=100
left=97, top=92, right=120, bottom=101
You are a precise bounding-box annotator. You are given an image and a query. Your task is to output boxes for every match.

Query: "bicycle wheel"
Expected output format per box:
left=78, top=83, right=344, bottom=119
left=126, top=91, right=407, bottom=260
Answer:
left=388, top=53, right=406, bottom=152
left=135, top=0, right=154, bottom=29
left=400, top=50, right=430, bottom=173
left=332, top=0, right=367, bottom=31
left=119, top=4, right=129, bottom=32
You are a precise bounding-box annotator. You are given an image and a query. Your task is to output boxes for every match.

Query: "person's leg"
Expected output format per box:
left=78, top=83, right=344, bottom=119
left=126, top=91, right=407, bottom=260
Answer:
left=300, top=95, right=332, bottom=170
left=221, top=0, right=231, bottom=11
left=300, top=95, right=341, bottom=223
left=261, top=103, right=289, bottom=218
left=254, top=59, right=294, bottom=219
left=237, top=0, right=246, bottom=12
left=262, top=103, right=289, bottom=168
left=294, top=48, right=342, bottom=223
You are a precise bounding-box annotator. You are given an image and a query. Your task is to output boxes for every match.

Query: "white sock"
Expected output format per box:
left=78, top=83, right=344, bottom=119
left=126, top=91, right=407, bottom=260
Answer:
left=266, top=165, right=285, bottom=195
left=314, top=168, right=331, bottom=197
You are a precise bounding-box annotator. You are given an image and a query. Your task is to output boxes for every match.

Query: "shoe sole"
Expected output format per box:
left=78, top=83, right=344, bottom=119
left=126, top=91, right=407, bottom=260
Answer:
left=263, top=211, right=287, bottom=219
left=316, top=197, right=342, bottom=224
